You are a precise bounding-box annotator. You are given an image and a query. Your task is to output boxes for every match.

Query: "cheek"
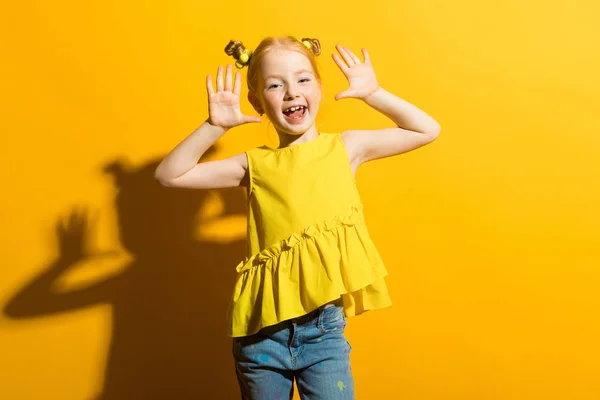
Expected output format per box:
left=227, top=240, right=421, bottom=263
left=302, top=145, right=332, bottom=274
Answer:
left=262, top=97, right=279, bottom=113
left=306, top=86, right=321, bottom=102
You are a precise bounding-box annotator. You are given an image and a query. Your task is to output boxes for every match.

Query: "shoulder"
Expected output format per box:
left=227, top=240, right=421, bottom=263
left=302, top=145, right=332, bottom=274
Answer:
left=229, top=152, right=249, bottom=168
left=243, top=144, right=275, bottom=171
left=245, top=144, right=272, bottom=158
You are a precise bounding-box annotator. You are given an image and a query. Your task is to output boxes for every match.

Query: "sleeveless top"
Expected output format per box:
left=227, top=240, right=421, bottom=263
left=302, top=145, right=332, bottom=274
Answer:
left=226, top=132, right=392, bottom=337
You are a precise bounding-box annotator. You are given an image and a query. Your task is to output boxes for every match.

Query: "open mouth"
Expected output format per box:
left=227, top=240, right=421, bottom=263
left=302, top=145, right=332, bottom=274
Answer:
left=282, top=105, right=307, bottom=121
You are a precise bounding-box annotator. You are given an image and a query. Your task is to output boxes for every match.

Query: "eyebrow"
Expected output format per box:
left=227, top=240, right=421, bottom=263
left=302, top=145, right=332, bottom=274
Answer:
left=265, top=69, right=313, bottom=80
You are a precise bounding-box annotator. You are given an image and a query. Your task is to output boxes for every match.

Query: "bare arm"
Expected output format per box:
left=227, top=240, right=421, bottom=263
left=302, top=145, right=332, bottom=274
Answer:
left=154, top=119, right=248, bottom=189
left=342, top=87, right=440, bottom=165
left=154, top=64, right=261, bottom=190
left=332, top=44, right=440, bottom=165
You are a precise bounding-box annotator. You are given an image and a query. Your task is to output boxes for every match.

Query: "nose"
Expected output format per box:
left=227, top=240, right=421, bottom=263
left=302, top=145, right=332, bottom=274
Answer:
left=284, top=84, right=300, bottom=100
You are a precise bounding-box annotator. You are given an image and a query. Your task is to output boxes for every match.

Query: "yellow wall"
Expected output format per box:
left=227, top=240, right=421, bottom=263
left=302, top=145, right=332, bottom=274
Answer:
left=1, top=1, right=599, bottom=399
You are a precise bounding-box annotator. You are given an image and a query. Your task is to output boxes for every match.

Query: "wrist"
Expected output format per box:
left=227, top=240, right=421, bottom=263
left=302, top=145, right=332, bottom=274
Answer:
left=205, top=118, right=229, bottom=134
left=363, top=86, right=383, bottom=104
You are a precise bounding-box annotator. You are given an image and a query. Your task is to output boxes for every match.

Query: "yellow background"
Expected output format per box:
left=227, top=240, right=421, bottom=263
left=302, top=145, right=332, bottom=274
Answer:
left=1, top=0, right=599, bottom=399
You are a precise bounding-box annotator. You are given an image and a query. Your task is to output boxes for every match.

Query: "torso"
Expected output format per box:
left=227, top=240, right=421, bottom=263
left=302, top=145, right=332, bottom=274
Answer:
left=240, top=132, right=361, bottom=188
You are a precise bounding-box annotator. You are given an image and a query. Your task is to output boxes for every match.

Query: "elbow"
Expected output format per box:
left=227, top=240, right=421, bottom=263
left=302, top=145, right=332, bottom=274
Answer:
left=155, top=177, right=171, bottom=187
left=154, top=167, right=172, bottom=187
left=426, top=123, right=441, bottom=139
left=155, top=176, right=173, bottom=187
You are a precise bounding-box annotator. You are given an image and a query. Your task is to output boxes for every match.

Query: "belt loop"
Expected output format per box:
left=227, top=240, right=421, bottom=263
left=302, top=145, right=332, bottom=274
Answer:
left=317, top=304, right=324, bottom=327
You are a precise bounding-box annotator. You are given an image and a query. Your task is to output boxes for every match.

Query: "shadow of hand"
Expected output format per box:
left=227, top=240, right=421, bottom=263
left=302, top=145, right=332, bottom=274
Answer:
left=54, top=206, right=119, bottom=269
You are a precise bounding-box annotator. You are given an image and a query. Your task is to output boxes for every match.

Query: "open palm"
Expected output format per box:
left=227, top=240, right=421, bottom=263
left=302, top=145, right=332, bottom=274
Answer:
left=206, top=64, right=261, bottom=129
left=332, top=44, right=380, bottom=101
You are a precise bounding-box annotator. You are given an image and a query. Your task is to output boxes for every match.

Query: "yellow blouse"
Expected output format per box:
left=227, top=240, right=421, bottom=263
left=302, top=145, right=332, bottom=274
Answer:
left=226, top=132, right=392, bottom=337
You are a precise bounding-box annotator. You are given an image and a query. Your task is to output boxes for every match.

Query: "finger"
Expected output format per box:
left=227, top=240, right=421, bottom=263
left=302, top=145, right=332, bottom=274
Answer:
left=345, top=46, right=361, bottom=64
left=243, top=115, right=262, bottom=124
left=362, top=48, right=371, bottom=64
left=206, top=74, right=214, bottom=97
left=335, top=90, right=352, bottom=100
left=332, top=53, right=349, bottom=74
left=225, top=64, right=233, bottom=92
left=234, top=71, right=242, bottom=96
left=216, top=65, right=224, bottom=92
left=336, top=44, right=355, bottom=67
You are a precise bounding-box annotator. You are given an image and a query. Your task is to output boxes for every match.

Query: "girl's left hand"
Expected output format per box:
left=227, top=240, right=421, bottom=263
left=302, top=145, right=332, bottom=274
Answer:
left=332, top=44, right=380, bottom=101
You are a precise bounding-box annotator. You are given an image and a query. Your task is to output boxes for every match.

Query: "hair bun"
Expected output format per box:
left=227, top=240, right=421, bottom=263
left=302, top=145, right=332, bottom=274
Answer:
left=300, top=38, right=321, bottom=56
left=224, top=39, right=253, bottom=69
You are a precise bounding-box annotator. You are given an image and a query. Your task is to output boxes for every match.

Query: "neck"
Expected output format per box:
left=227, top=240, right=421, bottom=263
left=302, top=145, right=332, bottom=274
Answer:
left=275, top=125, right=319, bottom=148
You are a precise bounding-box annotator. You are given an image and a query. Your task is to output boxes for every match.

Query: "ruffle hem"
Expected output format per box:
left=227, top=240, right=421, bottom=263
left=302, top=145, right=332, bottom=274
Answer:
left=227, top=204, right=392, bottom=337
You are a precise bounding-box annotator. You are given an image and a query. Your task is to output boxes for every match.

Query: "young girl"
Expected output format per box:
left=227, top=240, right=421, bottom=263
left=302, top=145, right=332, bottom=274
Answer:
left=155, top=36, right=440, bottom=399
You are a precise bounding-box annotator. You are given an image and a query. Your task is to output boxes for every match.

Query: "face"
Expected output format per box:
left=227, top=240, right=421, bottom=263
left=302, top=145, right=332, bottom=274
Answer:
left=251, top=49, right=322, bottom=136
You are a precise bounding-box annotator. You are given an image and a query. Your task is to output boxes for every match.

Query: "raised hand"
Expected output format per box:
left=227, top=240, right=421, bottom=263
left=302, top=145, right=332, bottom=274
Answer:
left=332, top=44, right=380, bottom=101
left=206, top=64, right=262, bottom=129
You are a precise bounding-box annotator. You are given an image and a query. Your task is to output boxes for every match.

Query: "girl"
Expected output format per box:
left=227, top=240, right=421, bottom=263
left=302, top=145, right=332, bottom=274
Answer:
left=155, top=36, right=440, bottom=399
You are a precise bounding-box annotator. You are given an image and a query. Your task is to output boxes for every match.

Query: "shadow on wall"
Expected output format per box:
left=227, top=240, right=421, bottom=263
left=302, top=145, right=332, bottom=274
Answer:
left=3, top=146, right=248, bottom=399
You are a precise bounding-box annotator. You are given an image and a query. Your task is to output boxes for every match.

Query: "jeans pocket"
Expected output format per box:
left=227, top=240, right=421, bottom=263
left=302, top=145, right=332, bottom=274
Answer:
left=233, top=334, right=260, bottom=358
left=318, top=304, right=346, bottom=334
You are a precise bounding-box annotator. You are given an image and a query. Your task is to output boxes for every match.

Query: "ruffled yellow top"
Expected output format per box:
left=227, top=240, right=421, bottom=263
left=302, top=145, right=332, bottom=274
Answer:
left=226, top=132, right=392, bottom=337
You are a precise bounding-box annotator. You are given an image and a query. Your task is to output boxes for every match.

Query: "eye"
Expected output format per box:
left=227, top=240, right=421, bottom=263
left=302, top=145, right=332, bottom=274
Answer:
left=300, top=78, right=310, bottom=83
left=268, top=84, right=279, bottom=89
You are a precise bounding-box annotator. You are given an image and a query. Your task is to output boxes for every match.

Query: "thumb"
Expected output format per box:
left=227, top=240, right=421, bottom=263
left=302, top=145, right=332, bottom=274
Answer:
left=335, top=90, right=354, bottom=100
left=243, top=115, right=263, bottom=124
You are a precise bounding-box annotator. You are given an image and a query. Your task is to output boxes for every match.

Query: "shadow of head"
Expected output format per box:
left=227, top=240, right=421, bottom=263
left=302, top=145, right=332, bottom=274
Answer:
left=102, top=145, right=247, bottom=255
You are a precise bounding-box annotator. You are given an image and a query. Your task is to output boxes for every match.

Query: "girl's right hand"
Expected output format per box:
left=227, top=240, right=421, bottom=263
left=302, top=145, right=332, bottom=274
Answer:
left=206, top=64, right=262, bottom=130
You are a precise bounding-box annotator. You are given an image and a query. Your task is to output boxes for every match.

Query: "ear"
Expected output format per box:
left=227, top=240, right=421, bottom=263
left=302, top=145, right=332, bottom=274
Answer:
left=248, top=91, right=263, bottom=115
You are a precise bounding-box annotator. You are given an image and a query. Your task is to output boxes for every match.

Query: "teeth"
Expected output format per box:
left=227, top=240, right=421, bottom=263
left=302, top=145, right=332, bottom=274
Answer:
left=284, top=106, right=305, bottom=113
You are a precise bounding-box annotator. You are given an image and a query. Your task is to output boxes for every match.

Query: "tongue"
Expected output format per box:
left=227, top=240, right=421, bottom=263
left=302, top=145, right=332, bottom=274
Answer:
left=285, top=108, right=304, bottom=118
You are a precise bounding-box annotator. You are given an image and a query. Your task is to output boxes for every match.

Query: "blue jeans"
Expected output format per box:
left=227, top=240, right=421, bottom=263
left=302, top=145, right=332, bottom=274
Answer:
left=232, top=296, right=355, bottom=399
